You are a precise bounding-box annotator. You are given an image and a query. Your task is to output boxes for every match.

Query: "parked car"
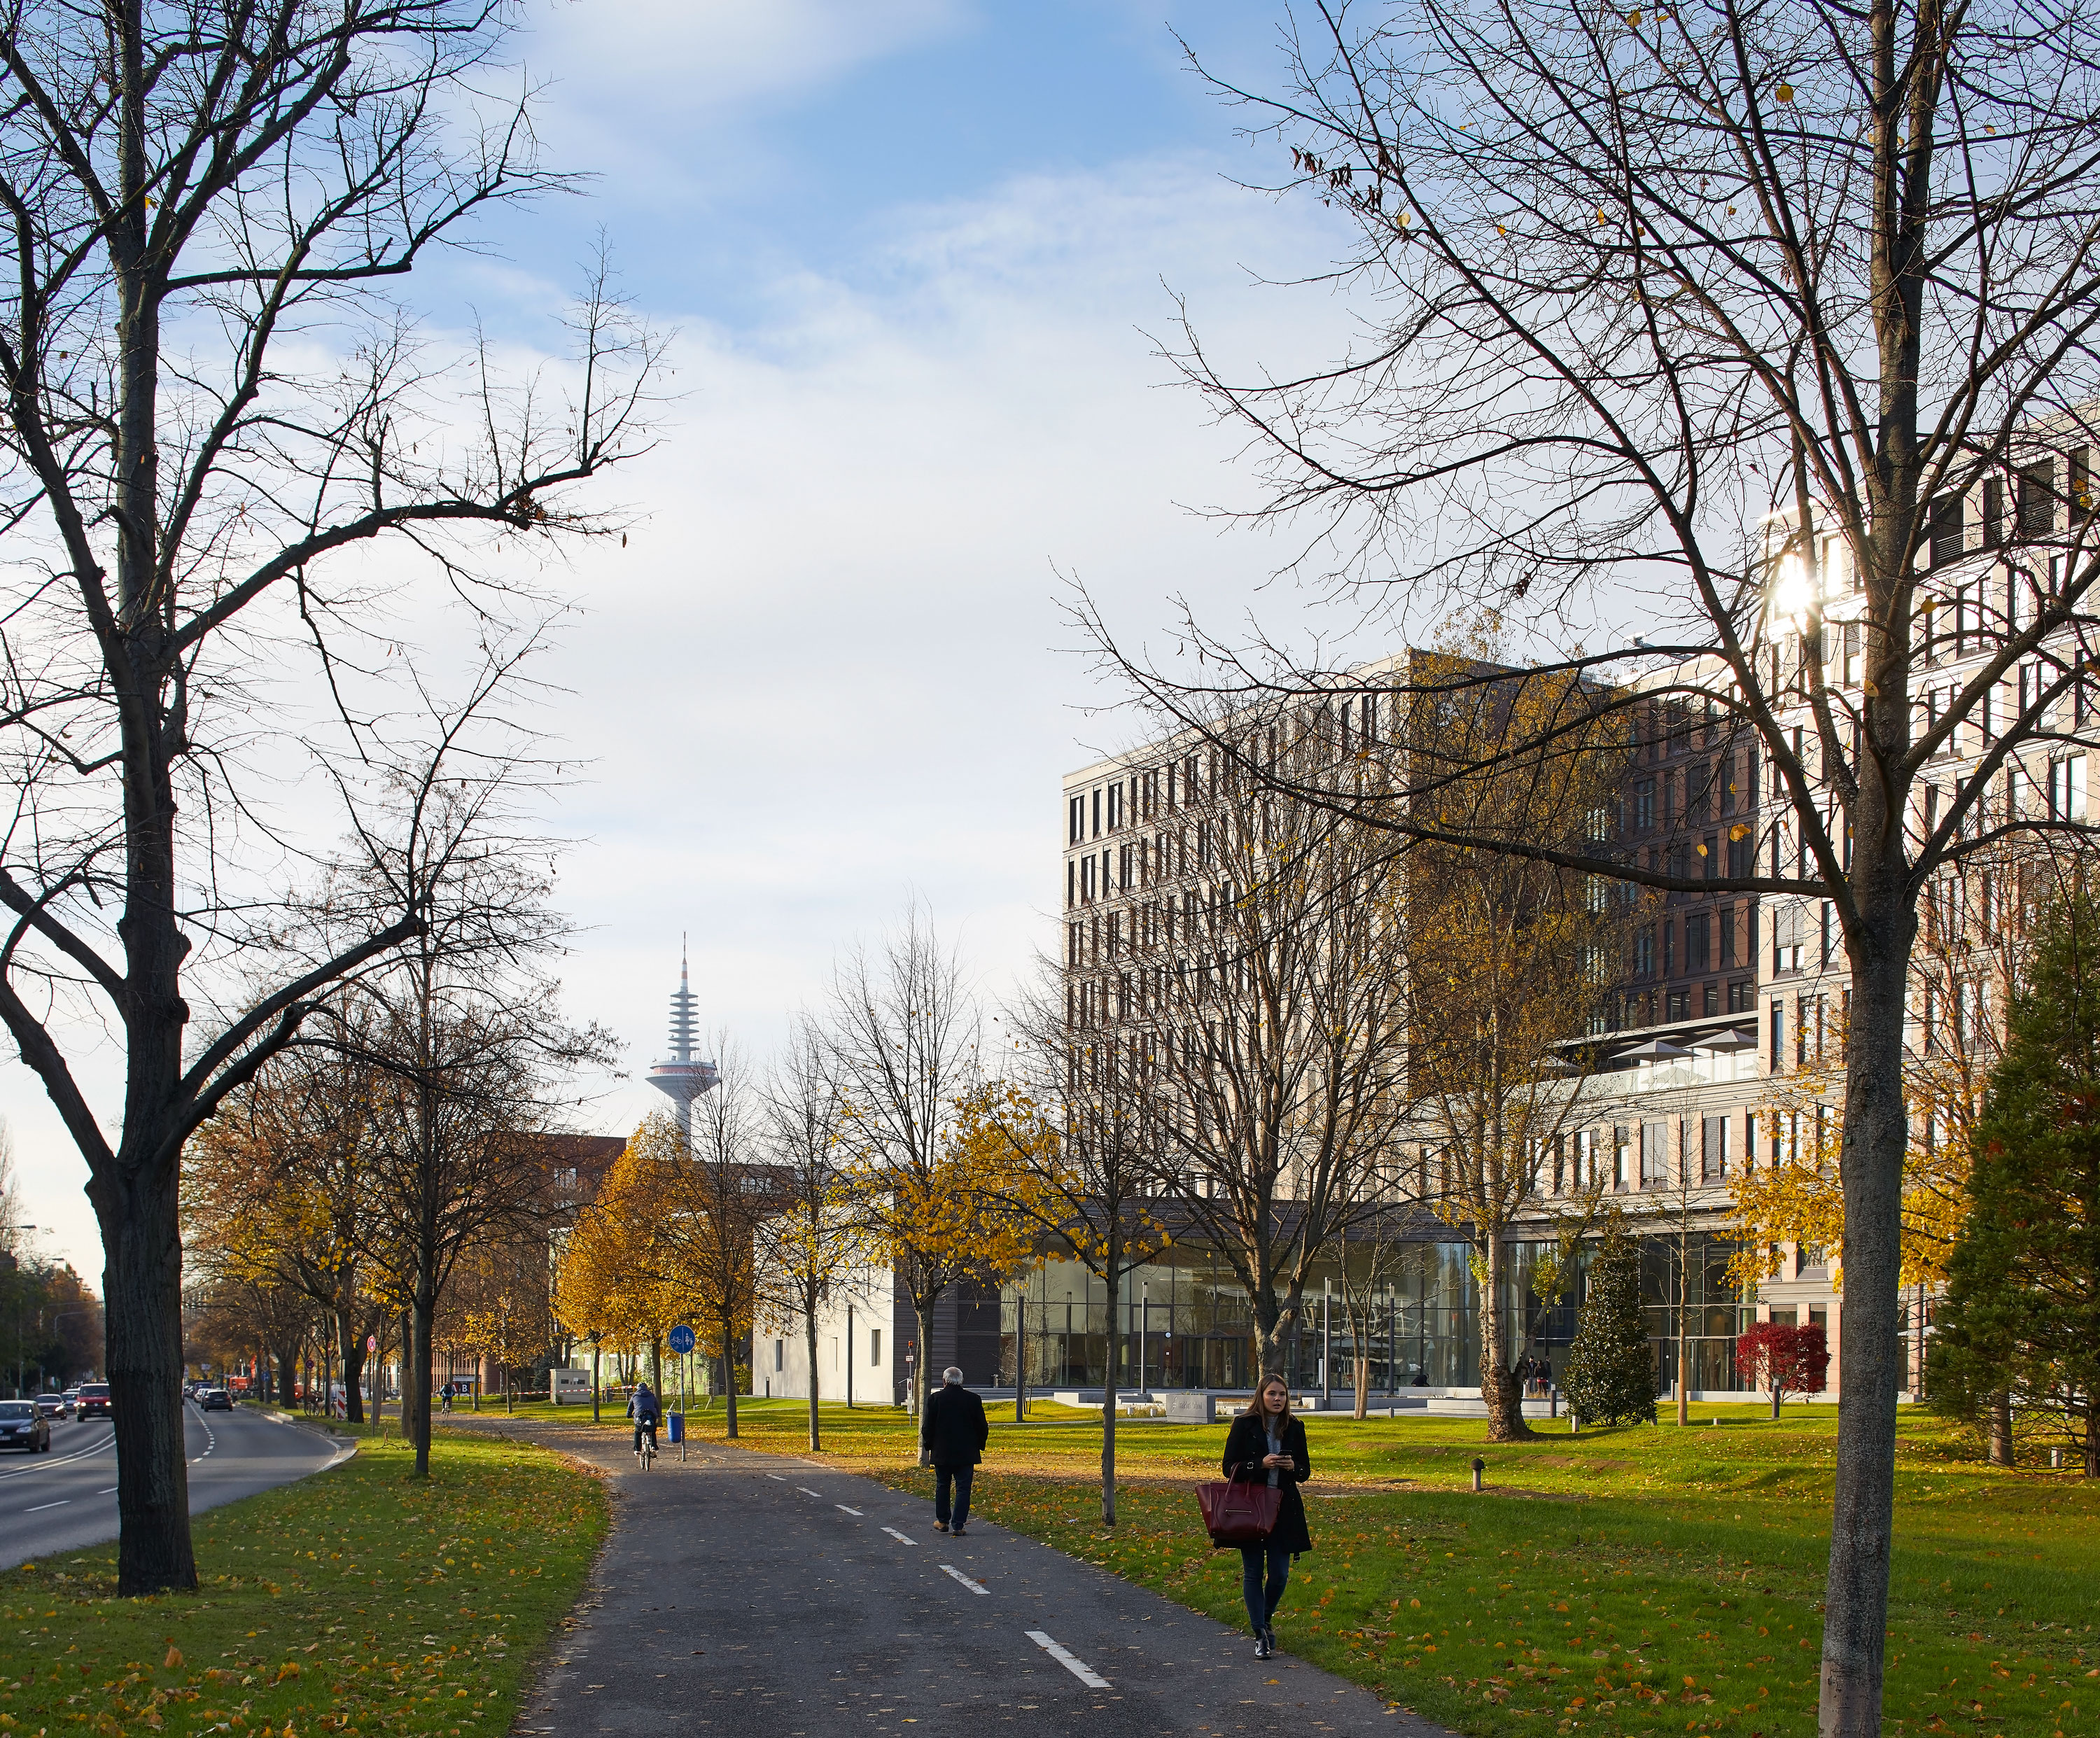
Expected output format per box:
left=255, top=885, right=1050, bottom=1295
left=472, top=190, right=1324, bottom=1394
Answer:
left=33, top=1394, right=64, bottom=1420
left=201, top=1388, right=232, bottom=1411
left=75, top=1382, right=111, bottom=1419
left=0, top=1400, right=50, bottom=1452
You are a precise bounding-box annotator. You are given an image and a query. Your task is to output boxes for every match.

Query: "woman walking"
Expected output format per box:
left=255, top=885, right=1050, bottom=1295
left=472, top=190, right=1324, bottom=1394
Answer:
left=1221, top=1374, right=1312, bottom=1659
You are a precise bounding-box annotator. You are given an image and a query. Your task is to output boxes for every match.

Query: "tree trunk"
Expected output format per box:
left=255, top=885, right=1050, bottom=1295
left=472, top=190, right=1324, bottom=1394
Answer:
left=1988, top=1393, right=2014, bottom=1466
left=1819, top=924, right=1912, bottom=1738
left=1772, top=1386, right=1783, bottom=1421
left=1480, top=1238, right=1533, bottom=1441
left=94, top=1151, right=195, bottom=1595
left=720, top=1323, right=739, bottom=1440
left=805, top=1300, right=821, bottom=1453
left=913, top=1296, right=936, bottom=1416
left=1100, top=1263, right=1120, bottom=1527
left=410, top=1277, right=435, bottom=1477
left=340, top=1321, right=364, bottom=1425
left=1353, top=1355, right=1370, bottom=1422
left=1252, top=1292, right=1286, bottom=1384
left=1676, top=1319, right=1693, bottom=1427
left=274, top=1338, right=300, bottom=1408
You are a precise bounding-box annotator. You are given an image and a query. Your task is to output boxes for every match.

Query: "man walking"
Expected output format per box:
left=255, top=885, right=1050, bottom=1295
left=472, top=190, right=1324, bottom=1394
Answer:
left=920, top=1366, right=988, bottom=1537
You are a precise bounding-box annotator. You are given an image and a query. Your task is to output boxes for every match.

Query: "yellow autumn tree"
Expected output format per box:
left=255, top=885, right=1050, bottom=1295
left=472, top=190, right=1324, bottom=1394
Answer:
left=554, top=1126, right=678, bottom=1373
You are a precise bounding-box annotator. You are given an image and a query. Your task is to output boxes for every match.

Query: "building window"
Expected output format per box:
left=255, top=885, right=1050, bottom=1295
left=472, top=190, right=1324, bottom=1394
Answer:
left=870, top=1330, right=882, bottom=1366
left=1728, top=979, right=1753, bottom=1012
left=1069, top=795, right=1084, bottom=845
left=1770, top=997, right=1784, bottom=1070
left=775, top=1340, right=785, bottom=1372
left=1667, top=988, right=1689, bottom=1021
left=1686, top=911, right=1711, bottom=972
left=2049, top=755, right=2087, bottom=820
left=1662, top=918, right=1675, bottom=976
left=2018, top=459, right=2056, bottom=538
left=1634, top=927, right=1655, bottom=978
left=1982, top=476, right=2005, bottom=548
left=1640, top=1121, right=1671, bottom=1187
left=1702, top=1116, right=1728, bottom=1182
left=1107, top=783, right=1124, bottom=832
left=1702, top=981, right=1719, bottom=1016
left=1632, top=778, right=1656, bottom=831
left=1091, top=787, right=1102, bottom=838
left=1926, top=491, right=1964, bottom=566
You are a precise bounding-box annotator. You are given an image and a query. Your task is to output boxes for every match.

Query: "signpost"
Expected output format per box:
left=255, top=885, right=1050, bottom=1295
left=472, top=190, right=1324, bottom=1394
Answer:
left=366, top=1333, right=379, bottom=1438
left=668, top=1326, right=696, bottom=1459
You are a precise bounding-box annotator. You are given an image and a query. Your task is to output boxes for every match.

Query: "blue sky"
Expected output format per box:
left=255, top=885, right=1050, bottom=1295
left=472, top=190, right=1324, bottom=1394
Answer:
left=18, top=0, right=1385, bottom=1275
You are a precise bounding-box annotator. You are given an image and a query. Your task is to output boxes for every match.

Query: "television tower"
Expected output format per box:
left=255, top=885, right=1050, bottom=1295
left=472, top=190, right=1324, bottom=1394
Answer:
left=646, top=941, right=718, bottom=1140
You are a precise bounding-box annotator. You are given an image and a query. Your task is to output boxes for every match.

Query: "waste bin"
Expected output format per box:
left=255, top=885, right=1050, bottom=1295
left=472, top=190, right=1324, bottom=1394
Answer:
left=665, top=1411, right=683, bottom=1445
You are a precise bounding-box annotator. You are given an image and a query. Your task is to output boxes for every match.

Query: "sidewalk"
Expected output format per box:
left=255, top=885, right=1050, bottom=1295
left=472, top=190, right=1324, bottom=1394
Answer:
left=442, top=1413, right=1451, bottom=1737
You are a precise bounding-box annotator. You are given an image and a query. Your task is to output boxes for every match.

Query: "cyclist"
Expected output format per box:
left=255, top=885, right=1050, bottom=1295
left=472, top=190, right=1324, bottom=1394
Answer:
left=627, top=1381, right=660, bottom=1459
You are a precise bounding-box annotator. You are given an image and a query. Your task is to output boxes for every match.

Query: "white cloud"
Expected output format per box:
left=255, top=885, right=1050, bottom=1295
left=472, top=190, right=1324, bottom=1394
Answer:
left=11, top=147, right=1368, bottom=1280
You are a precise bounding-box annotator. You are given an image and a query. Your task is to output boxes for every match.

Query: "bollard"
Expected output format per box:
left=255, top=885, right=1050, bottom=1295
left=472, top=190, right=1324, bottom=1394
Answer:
left=1471, top=1456, right=1485, bottom=1493
left=1570, top=1413, right=1581, bottom=1436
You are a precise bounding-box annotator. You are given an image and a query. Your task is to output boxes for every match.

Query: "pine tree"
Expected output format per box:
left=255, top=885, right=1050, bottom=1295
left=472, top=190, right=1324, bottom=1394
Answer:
left=1929, top=891, right=2100, bottom=1475
left=1563, top=1214, right=1656, bottom=1427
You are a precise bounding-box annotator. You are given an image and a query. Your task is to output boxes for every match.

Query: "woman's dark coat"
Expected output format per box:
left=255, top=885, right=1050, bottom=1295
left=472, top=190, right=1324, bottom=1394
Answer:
left=1220, top=1410, right=1312, bottom=1555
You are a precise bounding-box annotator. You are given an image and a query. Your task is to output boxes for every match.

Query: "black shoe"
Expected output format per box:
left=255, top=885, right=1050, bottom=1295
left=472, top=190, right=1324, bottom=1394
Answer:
left=951, top=1527, right=967, bottom=1537
left=1254, top=1631, right=1274, bottom=1660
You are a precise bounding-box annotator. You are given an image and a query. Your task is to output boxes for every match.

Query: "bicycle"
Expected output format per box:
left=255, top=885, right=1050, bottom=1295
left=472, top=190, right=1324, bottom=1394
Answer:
left=634, top=1422, right=657, bottom=1470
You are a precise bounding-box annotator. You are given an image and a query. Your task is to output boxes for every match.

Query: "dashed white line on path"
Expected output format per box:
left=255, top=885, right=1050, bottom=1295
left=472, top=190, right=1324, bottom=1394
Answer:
left=939, top=1564, right=989, bottom=1596
left=23, top=1501, right=69, bottom=1514
left=764, top=1473, right=786, bottom=1482
left=97, top=1487, right=117, bottom=1494
left=882, top=1527, right=917, bottom=1545
left=836, top=1505, right=864, bottom=1515
left=796, top=1487, right=823, bottom=1499
left=1026, top=1630, right=1110, bottom=1689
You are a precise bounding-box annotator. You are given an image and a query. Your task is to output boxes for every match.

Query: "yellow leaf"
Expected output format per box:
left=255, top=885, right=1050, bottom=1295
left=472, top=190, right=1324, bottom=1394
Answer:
left=1775, top=83, right=1794, bottom=101
left=164, top=1648, right=183, bottom=1671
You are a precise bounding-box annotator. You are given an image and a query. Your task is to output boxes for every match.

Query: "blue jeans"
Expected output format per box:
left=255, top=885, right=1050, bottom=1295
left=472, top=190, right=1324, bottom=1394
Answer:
left=1239, top=1537, right=1292, bottom=1634
left=934, top=1464, right=974, bottom=1529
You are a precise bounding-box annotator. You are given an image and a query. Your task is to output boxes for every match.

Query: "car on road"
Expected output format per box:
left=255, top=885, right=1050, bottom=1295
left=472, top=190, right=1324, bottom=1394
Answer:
left=62, top=1387, right=79, bottom=1413
left=76, top=1382, right=111, bottom=1419
left=34, top=1393, right=64, bottom=1420
left=0, top=1401, right=50, bottom=1452
left=201, top=1387, right=232, bottom=1411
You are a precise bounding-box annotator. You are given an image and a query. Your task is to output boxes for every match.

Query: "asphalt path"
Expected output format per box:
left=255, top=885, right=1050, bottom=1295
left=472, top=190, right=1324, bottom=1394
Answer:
left=0, top=1399, right=349, bottom=1570
left=444, top=1416, right=1450, bottom=1738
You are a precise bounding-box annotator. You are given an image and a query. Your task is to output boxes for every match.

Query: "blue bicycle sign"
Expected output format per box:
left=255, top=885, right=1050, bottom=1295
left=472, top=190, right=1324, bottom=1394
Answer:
left=667, top=1324, right=696, bottom=1355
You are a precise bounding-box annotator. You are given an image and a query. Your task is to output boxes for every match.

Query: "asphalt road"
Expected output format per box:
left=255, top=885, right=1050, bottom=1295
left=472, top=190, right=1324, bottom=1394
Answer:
left=449, top=1418, right=1447, bottom=1738
left=0, top=1399, right=348, bottom=1570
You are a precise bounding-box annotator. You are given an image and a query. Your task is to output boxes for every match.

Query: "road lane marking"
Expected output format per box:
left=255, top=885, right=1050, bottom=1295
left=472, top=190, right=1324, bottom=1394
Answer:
left=764, top=1473, right=786, bottom=1482
left=939, top=1564, right=989, bottom=1596
left=1026, top=1630, right=1110, bottom=1688
left=23, top=1501, right=69, bottom=1514
left=97, top=1487, right=117, bottom=1494
left=882, top=1527, right=917, bottom=1545
left=0, top=1428, right=115, bottom=1483
left=835, top=1504, right=864, bottom=1515
left=795, top=1486, right=822, bottom=1498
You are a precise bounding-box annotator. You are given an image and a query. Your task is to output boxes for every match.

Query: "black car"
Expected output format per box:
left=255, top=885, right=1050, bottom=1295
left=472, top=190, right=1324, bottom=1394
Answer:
left=76, top=1382, right=111, bottom=1418
left=0, top=1400, right=50, bottom=1452
left=201, top=1388, right=232, bottom=1411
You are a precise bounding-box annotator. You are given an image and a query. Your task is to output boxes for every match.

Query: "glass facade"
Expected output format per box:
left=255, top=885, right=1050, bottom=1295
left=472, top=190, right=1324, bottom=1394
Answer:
left=997, top=1231, right=1754, bottom=1395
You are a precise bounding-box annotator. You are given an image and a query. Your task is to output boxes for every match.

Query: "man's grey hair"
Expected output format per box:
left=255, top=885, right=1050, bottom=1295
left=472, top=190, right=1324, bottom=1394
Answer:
left=942, top=1366, right=964, bottom=1385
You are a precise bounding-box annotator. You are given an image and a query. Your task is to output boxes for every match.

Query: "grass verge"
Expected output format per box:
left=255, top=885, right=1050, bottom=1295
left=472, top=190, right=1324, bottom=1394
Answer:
left=503, top=1394, right=2097, bottom=1738
left=0, top=1422, right=605, bottom=1738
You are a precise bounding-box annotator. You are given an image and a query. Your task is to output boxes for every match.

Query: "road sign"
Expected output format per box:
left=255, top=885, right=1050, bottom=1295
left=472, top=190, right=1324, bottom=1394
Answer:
left=667, top=1324, right=696, bottom=1355
left=366, top=1334, right=377, bottom=1352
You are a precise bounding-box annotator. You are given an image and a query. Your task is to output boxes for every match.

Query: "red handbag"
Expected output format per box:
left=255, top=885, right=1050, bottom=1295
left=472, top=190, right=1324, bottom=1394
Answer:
left=1198, top=1464, right=1282, bottom=1546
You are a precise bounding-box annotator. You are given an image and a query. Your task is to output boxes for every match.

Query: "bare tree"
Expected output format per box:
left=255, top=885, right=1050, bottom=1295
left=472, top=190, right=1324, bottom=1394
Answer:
left=656, top=1044, right=764, bottom=1442
left=757, top=1018, right=860, bottom=1452
left=825, top=909, right=986, bottom=1414
left=0, top=1, right=659, bottom=1590
left=1105, top=720, right=1420, bottom=1380
left=981, top=979, right=1172, bottom=1526
left=1086, top=1, right=2100, bottom=1723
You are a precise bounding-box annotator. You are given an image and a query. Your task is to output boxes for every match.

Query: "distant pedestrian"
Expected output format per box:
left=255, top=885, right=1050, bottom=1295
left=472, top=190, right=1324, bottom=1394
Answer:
left=438, top=1382, right=454, bottom=1413
left=1222, top=1374, right=1312, bottom=1660
left=919, top=1366, right=988, bottom=1537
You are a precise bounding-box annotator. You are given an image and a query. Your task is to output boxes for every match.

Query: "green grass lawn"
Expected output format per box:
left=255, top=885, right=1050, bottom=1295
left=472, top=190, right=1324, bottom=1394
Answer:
left=0, top=1420, right=606, bottom=1738
left=519, top=1393, right=2095, bottom=1738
